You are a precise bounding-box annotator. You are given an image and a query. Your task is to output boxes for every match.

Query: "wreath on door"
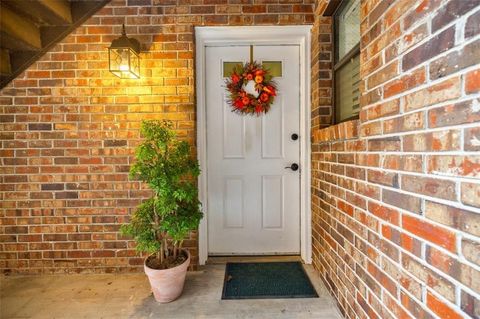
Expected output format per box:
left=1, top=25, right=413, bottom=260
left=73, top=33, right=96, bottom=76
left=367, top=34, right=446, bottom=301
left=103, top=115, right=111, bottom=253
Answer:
left=225, top=62, right=277, bottom=115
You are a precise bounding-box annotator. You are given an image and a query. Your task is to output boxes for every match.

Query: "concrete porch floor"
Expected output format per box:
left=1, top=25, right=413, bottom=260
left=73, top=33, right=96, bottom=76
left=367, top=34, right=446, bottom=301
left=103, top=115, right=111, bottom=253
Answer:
left=1, top=263, right=343, bottom=319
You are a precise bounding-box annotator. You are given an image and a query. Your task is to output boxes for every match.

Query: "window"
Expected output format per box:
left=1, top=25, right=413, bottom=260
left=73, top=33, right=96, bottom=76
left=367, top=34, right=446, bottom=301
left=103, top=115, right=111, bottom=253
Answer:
left=223, top=62, right=242, bottom=77
left=334, top=0, right=360, bottom=123
left=262, top=61, right=283, bottom=77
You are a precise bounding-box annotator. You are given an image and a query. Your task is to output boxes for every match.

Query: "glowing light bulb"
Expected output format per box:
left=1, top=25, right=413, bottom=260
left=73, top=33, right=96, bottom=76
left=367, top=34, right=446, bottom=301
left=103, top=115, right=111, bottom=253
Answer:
left=118, top=49, right=129, bottom=72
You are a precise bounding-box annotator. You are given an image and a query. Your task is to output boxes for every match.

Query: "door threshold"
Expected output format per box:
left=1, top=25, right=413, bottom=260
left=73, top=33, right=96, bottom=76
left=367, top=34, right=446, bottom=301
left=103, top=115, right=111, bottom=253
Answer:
left=206, top=255, right=302, bottom=265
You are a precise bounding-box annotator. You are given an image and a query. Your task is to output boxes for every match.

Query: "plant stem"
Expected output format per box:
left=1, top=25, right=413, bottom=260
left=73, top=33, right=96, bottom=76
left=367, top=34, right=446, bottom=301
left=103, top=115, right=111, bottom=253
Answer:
left=158, top=235, right=164, bottom=265
left=153, top=199, right=163, bottom=265
left=163, top=238, right=168, bottom=258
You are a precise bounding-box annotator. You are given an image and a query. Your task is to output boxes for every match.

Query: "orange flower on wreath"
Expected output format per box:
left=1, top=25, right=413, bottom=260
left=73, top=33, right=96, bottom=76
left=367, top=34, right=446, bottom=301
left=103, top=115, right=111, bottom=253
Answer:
left=231, top=73, right=240, bottom=84
left=263, top=85, right=276, bottom=96
left=260, top=93, right=269, bottom=103
left=255, top=75, right=264, bottom=83
left=234, top=99, right=244, bottom=109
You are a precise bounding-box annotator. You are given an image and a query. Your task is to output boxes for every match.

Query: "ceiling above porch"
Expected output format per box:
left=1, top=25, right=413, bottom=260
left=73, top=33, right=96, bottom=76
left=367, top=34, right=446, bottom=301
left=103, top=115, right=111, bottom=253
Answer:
left=0, top=0, right=110, bottom=89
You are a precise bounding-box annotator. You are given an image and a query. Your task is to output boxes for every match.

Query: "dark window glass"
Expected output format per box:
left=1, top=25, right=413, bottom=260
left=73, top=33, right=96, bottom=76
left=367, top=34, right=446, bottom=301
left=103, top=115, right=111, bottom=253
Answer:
left=334, top=0, right=360, bottom=123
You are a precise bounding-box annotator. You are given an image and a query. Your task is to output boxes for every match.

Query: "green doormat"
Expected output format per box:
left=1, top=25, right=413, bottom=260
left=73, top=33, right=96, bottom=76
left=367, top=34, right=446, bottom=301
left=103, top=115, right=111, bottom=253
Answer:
left=222, top=262, right=318, bottom=299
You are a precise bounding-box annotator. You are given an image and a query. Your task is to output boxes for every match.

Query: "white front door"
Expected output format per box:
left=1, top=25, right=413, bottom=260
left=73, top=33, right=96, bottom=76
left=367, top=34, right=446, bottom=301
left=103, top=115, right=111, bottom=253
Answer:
left=206, top=45, right=301, bottom=255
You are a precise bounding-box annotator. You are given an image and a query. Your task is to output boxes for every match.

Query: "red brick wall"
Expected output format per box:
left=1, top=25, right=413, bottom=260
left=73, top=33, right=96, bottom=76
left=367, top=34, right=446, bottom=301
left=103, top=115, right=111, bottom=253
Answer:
left=310, top=0, right=332, bottom=129
left=0, top=0, right=313, bottom=274
left=311, top=0, right=480, bottom=318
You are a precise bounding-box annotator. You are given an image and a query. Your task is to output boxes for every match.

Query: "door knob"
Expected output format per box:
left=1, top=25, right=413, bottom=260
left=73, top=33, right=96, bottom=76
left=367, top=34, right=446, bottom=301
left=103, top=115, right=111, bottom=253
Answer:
left=291, top=133, right=299, bottom=141
left=285, top=163, right=299, bottom=171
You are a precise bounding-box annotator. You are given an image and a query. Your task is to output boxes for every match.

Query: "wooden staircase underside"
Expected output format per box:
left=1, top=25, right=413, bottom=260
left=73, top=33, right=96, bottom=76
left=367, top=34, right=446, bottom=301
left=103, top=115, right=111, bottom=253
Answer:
left=0, top=0, right=110, bottom=89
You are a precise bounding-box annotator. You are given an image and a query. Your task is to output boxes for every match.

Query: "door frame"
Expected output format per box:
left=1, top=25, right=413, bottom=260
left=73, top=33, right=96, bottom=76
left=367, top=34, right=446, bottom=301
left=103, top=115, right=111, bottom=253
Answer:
left=195, top=26, right=313, bottom=265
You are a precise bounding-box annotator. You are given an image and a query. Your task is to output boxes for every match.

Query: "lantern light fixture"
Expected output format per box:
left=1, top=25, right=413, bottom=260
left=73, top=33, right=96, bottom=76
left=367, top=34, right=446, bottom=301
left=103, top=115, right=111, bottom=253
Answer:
left=108, top=24, right=140, bottom=79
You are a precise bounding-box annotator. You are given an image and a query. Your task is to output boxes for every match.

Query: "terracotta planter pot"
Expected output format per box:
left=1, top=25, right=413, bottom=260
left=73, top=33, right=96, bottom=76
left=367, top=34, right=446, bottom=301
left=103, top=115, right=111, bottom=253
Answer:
left=144, top=250, right=190, bottom=303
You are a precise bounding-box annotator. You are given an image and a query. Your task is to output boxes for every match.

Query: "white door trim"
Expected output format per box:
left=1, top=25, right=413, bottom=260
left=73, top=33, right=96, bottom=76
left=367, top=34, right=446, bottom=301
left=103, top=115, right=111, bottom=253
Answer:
left=195, top=26, right=312, bottom=265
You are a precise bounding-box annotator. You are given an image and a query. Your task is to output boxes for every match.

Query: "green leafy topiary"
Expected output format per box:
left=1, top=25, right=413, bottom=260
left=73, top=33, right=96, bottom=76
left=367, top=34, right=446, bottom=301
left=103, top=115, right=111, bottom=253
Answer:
left=121, top=120, right=202, bottom=267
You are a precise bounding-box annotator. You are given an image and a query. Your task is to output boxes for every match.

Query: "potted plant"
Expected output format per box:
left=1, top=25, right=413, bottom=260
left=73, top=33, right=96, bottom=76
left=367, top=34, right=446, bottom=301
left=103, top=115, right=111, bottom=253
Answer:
left=121, top=120, right=202, bottom=303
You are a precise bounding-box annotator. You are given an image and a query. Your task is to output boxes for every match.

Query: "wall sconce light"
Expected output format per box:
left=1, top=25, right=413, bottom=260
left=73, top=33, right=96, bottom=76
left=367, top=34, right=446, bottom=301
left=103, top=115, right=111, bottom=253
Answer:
left=108, top=24, right=140, bottom=79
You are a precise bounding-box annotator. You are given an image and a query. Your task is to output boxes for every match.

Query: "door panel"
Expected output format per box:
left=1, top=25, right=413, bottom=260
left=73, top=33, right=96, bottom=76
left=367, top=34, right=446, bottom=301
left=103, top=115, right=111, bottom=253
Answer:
left=223, top=98, right=245, bottom=159
left=262, top=175, right=284, bottom=229
left=206, top=45, right=300, bottom=255
left=261, top=95, right=284, bottom=159
left=223, top=176, right=244, bottom=228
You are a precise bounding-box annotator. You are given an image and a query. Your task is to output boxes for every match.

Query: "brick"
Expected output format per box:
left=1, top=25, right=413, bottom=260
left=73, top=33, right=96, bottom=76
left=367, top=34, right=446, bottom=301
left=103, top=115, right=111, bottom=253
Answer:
left=465, top=9, right=480, bottom=39
left=382, top=224, right=422, bottom=257
left=403, top=76, right=461, bottom=111
left=402, top=26, right=455, bottom=71
left=357, top=291, right=380, bottom=319
left=430, top=39, right=480, bottom=80
left=367, top=170, right=399, bottom=188
left=427, top=292, right=463, bottom=319
left=191, top=6, right=215, bottom=14
left=368, top=293, right=396, bottom=319
left=362, top=54, right=382, bottom=77
left=369, top=0, right=396, bottom=26
left=383, top=66, right=426, bottom=98
left=365, top=99, right=400, bottom=120
left=361, top=87, right=382, bottom=106
left=382, top=256, right=422, bottom=299
left=368, top=137, right=400, bottom=151
left=428, top=155, right=480, bottom=178
left=426, top=246, right=480, bottom=294
left=404, top=214, right=456, bottom=252
left=356, top=181, right=381, bottom=200
left=369, top=202, right=400, bottom=225
left=461, top=182, right=480, bottom=208
left=383, top=292, right=411, bottom=319
left=41, top=183, right=64, bottom=191
left=425, top=201, right=480, bottom=237
left=0, top=115, right=14, bottom=122
left=383, top=111, right=424, bottom=133
left=360, top=121, right=382, bottom=136
left=401, top=291, right=435, bottom=319
left=54, top=157, right=79, bottom=165
left=383, top=189, right=421, bottom=214
left=254, top=14, right=278, bottom=24
left=465, top=127, right=480, bottom=151
left=367, top=261, right=397, bottom=296
left=28, top=123, right=52, bottom=131
left=429, top=99, right=480, bottom=128
left=356, top=264, right=382, bottom=297
left=402, top=174, right=456, bottom=201
left=461, top=289, right=480, bottom=319
left=462, top=238, right=480, bottom=267
left=127, top=0, right=150, bottom=5
left=55, top=192, right=78, bottom=199
left=5, top=226, right=28, bottom=234
left=367, top=61, right=398, bottom=89
left=292, top=4, right=312, bottom=13
left=465, top=69, right=480, bottom=94
left=243, top=5, right=267, bottom=13
left=382, top=155, right=423, bottom=173
left=398, top=23, right=429, bottom=54
left=403, top=129, right=460, bottom=152
left=403, top=253, right=455, bottom=302
left=104, top=140, right=127, bottom=147
left=431, top=0, right=478, bottom=32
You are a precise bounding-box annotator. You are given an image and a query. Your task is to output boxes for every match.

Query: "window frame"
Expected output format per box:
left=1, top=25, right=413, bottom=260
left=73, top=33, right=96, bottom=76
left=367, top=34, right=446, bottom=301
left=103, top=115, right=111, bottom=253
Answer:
left=332, top=0, right=361, bottom=124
